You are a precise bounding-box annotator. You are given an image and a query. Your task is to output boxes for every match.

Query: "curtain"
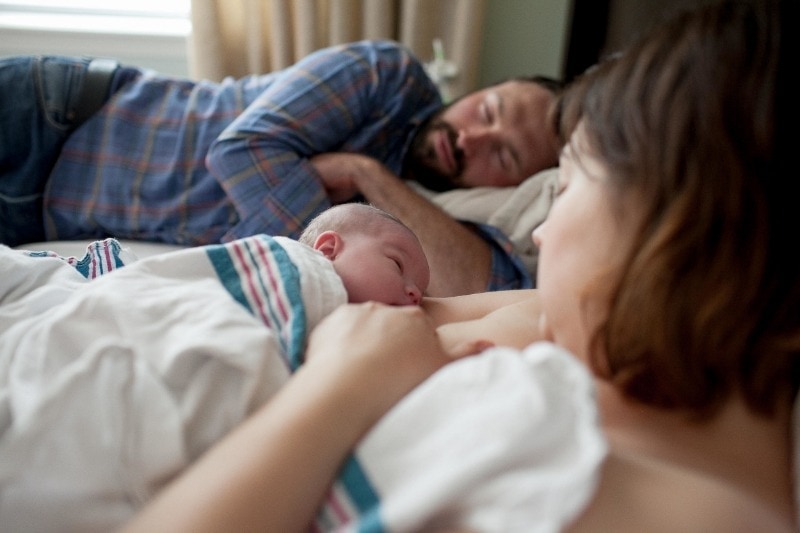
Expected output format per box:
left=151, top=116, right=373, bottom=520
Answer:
left=188, top=0, right=486, bottom=99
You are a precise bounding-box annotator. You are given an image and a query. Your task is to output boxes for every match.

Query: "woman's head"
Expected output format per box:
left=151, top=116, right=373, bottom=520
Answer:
left=537, top=0, right=798, bottom=416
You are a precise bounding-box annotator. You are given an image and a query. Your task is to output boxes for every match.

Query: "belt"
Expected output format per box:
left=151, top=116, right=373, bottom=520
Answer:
left=73, top=58, right=120, bottom=126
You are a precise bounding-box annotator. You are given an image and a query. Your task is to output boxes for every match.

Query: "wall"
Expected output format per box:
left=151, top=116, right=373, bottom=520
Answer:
left=605, top=0, right=713, bottom=54
left=478, top=0, right=572, bottom=86
left=0, top=1, right=572, bottom=83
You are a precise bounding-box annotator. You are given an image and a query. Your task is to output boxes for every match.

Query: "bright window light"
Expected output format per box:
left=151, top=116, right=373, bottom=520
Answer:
left=0, top=0, right=190, bottom=36
left=0, top=0, right=190, bottom=17
left=0, top=0, right=190, bottom=76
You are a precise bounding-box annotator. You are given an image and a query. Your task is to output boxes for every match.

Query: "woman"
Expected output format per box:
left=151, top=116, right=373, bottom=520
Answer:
left=125, top=0, right=797, bottom=530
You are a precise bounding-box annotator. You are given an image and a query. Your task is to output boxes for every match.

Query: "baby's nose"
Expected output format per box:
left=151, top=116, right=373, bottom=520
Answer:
left=406, top=285, right=422, bottom=305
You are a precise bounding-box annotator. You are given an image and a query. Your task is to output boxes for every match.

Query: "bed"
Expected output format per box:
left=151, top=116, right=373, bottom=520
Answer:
left=1, top=220, right=604, bottom=532
left=5, top=164, right=800, bottom=530
left=17, top=167, right=560, bottom=282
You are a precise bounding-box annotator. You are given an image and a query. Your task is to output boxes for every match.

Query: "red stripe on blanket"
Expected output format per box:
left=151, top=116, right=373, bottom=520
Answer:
left=232, top=242, right=271, bottom=326
left=253, top=237, right=290, bottom=323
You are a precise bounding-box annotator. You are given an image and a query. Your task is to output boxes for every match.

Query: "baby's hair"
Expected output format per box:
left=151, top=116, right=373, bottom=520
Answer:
left=298, top=203, right=414, bottom=246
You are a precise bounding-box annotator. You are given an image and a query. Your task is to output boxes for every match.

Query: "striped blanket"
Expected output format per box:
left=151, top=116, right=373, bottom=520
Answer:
left=0, top=236, right=606, bottom=532
left=0, top=236, right=345, bottom=531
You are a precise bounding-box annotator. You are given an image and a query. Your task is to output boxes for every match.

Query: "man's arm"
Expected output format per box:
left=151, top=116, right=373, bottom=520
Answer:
left=205, top=41, right=441, bottom=241
left=312, top=153, right=493, bottom=296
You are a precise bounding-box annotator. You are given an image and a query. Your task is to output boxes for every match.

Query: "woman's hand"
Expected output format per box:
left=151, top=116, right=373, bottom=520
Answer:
left=126, top=302, right=477, bottom=533
left=305, top=302, right=482, bottom=427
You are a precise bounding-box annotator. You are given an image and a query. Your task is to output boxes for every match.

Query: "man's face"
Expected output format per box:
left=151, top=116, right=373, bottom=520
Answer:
left=404, top=80, right=559, bottom=191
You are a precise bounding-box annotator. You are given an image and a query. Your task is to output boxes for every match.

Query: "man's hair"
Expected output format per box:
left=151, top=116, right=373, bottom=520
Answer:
left=504, top=75, right=563, bottom=94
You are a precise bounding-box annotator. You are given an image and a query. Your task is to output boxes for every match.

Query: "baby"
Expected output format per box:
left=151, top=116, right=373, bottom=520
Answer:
left=0, top=203, right=436, bottom=530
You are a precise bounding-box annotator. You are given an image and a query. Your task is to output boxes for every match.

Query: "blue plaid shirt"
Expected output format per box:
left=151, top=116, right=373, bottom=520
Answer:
left=44, top=40, right=532, bottom=290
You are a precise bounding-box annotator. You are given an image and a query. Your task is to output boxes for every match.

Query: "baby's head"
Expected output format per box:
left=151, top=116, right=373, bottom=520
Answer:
left=299, top=204, right=430, bottom=305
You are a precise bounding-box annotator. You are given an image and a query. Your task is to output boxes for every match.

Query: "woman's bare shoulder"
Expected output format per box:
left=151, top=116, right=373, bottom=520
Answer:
left=566, top=452, right=795, bottom=533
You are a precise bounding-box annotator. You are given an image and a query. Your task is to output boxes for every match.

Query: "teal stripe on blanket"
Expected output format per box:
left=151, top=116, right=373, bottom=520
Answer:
left=76, top=238, right=126, bottom=276
left=265, top=237, right=307, bottom=370
left=206, top=242, right=250, bottom=311
left=342, top=455, right=383, bottom=533
left=206, top=235, right=307, bottom=370
left=25, top=237, right=126, bottom=279
left=209, top=238, right=381, bottom=530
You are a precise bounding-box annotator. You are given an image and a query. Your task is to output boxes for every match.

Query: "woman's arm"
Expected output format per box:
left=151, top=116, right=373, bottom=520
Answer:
left=124, top=303, right=477, bottom=533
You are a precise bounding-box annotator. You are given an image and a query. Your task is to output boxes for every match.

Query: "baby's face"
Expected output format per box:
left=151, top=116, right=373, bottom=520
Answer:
left=334, top=224, right=430, bottom=306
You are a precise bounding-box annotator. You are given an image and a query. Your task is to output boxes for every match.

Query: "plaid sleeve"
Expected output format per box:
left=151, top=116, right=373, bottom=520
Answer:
left=465, top=222, right=534, bottom=291
left=208, top=41, right=441, bottom=241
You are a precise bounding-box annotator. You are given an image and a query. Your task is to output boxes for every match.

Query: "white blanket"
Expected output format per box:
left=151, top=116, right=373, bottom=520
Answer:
left=0, top=236, right=605, bottom=532
left=317, top=344, right=607, bottom=532
left=0, top=236, right=345, bottom=531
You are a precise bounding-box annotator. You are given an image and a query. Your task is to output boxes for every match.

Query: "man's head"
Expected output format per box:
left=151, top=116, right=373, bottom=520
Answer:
left=403, top=76, right=562, bottom=191
left=299, top=204, right=430, bottom=306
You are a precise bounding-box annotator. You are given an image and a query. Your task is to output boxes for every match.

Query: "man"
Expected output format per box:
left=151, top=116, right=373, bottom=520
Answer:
left=0, top=40, right=560, bottom=296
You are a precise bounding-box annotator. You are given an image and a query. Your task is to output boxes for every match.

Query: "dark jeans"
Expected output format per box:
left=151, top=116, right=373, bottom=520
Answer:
left=0, top=56, right=134, bottom=246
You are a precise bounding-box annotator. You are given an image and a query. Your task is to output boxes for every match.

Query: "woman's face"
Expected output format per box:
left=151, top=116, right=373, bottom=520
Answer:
left=532, top=127, right=641, bottom=363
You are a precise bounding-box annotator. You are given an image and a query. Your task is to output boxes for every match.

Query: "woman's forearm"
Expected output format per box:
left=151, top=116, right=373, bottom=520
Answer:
left=124, top=303, right=461, bottom=532
left=123, top=361, right=370, bottom=533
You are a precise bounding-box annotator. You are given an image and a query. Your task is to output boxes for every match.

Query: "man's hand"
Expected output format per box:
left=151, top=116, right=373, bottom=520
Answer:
left=310, top=153, right=370, bottom=203
left=310, top=153, right=493, bottom=296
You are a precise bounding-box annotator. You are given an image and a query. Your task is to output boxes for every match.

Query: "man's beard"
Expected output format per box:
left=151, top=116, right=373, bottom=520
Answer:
left=402, top=118, right=465, bottom=192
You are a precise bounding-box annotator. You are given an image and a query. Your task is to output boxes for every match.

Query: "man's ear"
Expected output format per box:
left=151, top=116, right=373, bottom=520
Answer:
left=313, top=230, right=343, bottom=260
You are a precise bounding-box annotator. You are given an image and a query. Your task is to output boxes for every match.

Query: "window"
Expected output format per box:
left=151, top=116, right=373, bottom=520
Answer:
left=0, top=0, right=189, bottom=17
left=0, top=0, right=191, bottom=76
left=0, top=0, right=190, bottom=35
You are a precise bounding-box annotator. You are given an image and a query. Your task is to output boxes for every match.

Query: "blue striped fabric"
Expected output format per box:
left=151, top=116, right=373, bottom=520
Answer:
left=206, top=235, right=308, bottom=370
left=45, top=41, right=441, bottom=247
left=206, top=235, right=383, bottom=530
left=22, top=238, right=128, bottom=279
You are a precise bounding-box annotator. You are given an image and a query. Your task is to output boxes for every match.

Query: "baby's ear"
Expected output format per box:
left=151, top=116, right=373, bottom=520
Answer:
left=313, top=230, right=343, bottom=260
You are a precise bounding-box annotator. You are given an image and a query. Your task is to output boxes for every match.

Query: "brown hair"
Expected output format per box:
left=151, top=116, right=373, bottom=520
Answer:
left=557, top=0, right=798, bottom=416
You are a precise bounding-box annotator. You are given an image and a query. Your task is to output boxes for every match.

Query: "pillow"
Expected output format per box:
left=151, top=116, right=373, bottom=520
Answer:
left=410, top=167, right=559, bottom=279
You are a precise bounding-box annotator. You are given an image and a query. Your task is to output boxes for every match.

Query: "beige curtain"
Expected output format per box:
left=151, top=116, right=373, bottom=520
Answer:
left=188, top=0, right=486, bottom=99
